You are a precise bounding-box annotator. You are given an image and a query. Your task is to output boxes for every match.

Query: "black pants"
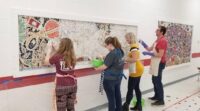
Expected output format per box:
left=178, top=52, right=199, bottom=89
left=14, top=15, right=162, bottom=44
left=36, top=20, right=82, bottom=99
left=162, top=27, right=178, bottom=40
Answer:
left=103, top=78, right=122, bottom=111
left=152, top=62, right=166, bottom=101
left=125, top=76, right=141, bottom=106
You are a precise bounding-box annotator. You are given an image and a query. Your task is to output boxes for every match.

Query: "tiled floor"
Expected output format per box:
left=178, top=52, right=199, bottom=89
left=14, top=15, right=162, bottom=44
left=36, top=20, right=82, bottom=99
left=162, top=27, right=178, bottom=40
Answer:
left=100, top=76, right=200, bottom=111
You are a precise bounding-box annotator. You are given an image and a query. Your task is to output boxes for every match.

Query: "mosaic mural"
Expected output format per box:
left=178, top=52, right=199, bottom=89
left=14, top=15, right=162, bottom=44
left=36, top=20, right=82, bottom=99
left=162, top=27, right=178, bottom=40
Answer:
left=158, top=21, right=193, bottom=66
left=18, top=15, right=137, bottom=70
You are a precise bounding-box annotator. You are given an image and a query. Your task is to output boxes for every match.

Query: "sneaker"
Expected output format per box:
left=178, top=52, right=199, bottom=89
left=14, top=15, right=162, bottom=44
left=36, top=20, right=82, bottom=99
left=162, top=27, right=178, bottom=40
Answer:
left=151, top=100, right=165, bottom=106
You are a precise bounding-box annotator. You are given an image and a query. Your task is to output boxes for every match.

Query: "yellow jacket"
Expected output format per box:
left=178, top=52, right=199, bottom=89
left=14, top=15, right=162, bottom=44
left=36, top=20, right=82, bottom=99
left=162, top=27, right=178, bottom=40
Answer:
left=128, top=43, right=144, bottom=77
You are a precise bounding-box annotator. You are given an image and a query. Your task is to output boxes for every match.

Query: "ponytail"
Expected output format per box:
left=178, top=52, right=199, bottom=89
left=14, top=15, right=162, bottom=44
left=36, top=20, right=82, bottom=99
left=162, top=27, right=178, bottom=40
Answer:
left=105, top=36, right=121, bottom=48
left=105, top=36, right=124, bottom=55
left=112, top=37, right=122, bottom=49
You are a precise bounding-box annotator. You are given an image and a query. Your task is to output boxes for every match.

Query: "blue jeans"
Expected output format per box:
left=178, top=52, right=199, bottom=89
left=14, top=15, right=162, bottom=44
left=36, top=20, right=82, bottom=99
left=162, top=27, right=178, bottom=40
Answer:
left=103, top=77, right=122, bottom=111
left=152, top=62, right=166, bottom=101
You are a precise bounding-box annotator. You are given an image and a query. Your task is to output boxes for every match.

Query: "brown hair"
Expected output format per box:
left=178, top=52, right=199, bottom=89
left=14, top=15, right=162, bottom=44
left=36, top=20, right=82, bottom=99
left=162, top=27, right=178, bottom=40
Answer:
left=105, top=36, right=122, bottom=49
left=105, top=36, right=124, bottom=56
left=159, top=26, right=167, bottom=35
left=56, top=38, right=76, bottom=67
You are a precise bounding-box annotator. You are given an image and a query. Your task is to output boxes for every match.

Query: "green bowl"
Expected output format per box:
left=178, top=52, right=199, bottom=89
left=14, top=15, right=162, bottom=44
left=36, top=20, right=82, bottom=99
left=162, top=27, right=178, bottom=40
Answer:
left=131, top=97, right=145, bottom=107
left=91, top=59, right=104, bottom=68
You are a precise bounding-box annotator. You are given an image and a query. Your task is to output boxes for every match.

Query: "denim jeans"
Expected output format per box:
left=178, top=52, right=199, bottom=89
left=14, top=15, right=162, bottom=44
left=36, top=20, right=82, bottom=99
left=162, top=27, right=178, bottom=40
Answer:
left=103, top=77, right=122, bottom=111
left=152, top=62, right=166, bottom=101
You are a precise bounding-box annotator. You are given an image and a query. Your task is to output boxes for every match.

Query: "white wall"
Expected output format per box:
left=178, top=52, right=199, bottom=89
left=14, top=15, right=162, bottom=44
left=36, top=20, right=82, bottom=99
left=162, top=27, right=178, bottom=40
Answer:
left=0, top=0, right=200, bottom=77
left=0, top=0, right=200, bottom=110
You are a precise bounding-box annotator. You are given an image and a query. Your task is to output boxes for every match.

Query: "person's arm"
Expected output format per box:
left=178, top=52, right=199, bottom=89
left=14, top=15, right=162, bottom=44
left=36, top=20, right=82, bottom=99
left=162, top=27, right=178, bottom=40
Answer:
left=146, top=44, right=154, bottom=51
left=95, top=64, right=108, bottom=71
left=76, top=56, right=91, bottom=62
left=125, top=51, right=138, bottom=63
left=44, top=52, right=55, bottom=65
left=143, top=40, right=167, bottom=57
left=154, top=49, right=164, bottom=57
left=142, top=49, right=164, bottom=58
left=154, top=40, right=167, bottom=57
left=95, top=52, right=114, bottom=71
left=95, top=55, right=105, bottom=60
left=44, top=45, right=57, bottom=65
left=139, top=39, right=153, bottom=51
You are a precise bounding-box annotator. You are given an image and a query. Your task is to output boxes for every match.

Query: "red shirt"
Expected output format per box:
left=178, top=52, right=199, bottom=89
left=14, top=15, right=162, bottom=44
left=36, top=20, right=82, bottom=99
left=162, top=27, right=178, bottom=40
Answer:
left=155, top=36, right=168, bottom=63
left=49, top=54, right=76, bottom=86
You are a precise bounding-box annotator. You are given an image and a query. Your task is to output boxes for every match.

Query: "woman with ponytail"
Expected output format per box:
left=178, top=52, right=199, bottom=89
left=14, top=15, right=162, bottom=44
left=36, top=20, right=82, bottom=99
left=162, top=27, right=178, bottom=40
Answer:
left=45, top=38, right=80, bottom=111
left=95, top=36, right=125, bottom=111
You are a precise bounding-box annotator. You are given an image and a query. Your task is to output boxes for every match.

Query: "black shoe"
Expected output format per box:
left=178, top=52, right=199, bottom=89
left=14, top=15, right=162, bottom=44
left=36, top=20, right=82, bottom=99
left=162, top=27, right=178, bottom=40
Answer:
left=148, top=96, right=158, bottom=101
left=130, top=105, right=137, bottom=110
left=122, top=102, right=129, bottom=111
left=130, top=105, right=142, bottom=111
left=151, top=100, right=165, bottom=106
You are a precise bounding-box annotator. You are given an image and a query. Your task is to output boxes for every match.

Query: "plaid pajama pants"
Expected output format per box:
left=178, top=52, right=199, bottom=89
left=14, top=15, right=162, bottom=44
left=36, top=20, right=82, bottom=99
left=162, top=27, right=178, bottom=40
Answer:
left=55, top=85, right=77, bottom=111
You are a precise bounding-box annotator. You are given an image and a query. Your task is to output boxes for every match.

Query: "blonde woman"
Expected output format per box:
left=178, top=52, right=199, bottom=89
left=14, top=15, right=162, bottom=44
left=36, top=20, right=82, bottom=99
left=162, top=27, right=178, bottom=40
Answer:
left=122, top=32, right=144, bottom=111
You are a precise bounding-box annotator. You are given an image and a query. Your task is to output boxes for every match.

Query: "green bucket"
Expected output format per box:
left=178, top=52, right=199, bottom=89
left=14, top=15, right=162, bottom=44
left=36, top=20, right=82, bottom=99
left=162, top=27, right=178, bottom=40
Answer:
left=131, top=97, right=145, bottom=107
left=91, top=59, right=104, bottom=68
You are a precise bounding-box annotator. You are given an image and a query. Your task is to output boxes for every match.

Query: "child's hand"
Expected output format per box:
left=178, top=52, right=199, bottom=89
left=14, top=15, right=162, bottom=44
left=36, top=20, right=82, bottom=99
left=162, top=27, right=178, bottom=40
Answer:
left=124, top=57, right=128, bottom=62
left=94, top=66, right=102, bottom=71
left=49, top=43, right=57, bottom=55
left=96, top=55, right=104, bottom=60
left=84, top=56, right=91, bottom=61
left=94, top=67, right=99, bottom=71
left=94, top=65, right=107, bottom=71
left=77, top=56, right=91, bottom=62
left=74, top=99, right=77, bottom=104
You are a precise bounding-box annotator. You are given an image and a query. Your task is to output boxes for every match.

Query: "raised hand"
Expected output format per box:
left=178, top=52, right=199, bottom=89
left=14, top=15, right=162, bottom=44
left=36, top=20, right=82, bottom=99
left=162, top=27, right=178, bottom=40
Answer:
left=139, top=39, right=148, bottom=48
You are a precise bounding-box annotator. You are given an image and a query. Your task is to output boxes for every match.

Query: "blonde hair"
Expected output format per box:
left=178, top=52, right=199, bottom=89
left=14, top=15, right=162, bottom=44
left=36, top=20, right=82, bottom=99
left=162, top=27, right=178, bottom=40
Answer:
left=125, top=32, right=137, bottom=44
left=56, top=38, right=76, bottom=68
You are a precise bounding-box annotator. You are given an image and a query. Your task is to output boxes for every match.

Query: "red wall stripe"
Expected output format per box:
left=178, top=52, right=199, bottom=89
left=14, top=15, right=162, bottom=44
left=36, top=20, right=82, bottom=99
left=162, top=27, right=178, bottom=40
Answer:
left=0, top=76, right=13, bottom=82
left=192, top=52, right=200, bottom=58
left=0, top=52, right=199, bottom=91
